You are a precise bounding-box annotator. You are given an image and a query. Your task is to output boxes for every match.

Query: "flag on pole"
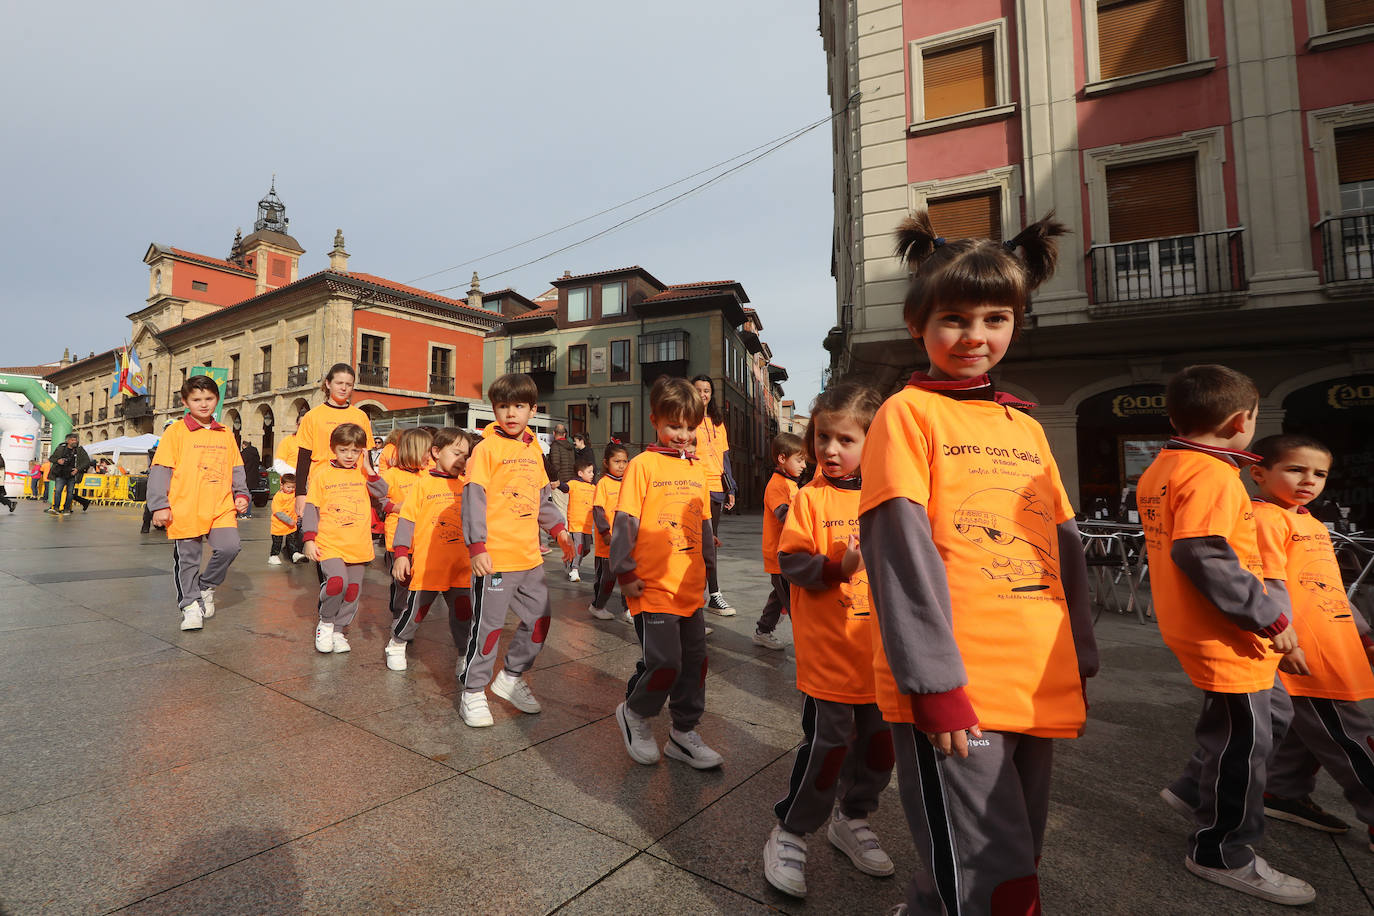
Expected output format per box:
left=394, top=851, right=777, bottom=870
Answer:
left=125, top=347, right=148, bottom=396
left=109, top=350, right=125, bottom=400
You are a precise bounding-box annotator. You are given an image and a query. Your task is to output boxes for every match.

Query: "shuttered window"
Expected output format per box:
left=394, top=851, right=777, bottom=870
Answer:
left=1106, top=157, right=1199, bottom=243
left=1336, top=125, right=1374, bottom=184
left=922, top=38, right=995, bottom=120
left=928, top=190, right=1002, bottom=242
left=1097, top=0, right=1188, bottom=80
left=1326, top=0, right=1374, bottom=31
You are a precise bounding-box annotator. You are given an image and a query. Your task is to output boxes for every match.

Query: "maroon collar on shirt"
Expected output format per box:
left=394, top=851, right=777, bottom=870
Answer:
left=492, top=425, right=535, bottom=444
left=646, top=444, right=697, bottom=462
left=329, top=460, right=362, bottom=470
left=1251, top=496, right=1311, bottom=515
left=771, top=468, right=800, bottom=484
left=907, top=372, right=1036, bottom=410
left=183, top=416, right=225, bottom=431
left=604, top=473, right=624, bottom=482
left=1163, top=437, right=1262, bottom=469
left=821, top=472, right=862, bottom=491
left=429, top=469, right=456, bottom=478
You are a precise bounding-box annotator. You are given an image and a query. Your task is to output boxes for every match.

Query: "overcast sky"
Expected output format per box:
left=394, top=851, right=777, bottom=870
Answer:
left=1, top=1, right=837, bottom=412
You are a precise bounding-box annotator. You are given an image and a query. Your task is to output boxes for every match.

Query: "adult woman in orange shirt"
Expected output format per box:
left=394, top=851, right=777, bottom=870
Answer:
left=691, top=375, right=736, bottom=615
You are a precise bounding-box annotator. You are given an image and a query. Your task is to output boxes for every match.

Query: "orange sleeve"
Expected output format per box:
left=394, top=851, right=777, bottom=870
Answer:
left=858, top=397, right=931, bottom=514
left=1253, top=504, right=1291, bottom=582
left=1173, top=466, right=1247, bottom=540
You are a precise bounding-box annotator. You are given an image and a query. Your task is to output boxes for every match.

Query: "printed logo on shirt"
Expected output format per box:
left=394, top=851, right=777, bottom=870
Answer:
left=324, top=502, right=363, bottom=529
left=841, top=572, right=871, bottom=619
left=436, top=511, right=464, bottom=545
left=500, top=472, right=540, bottom=519
left=953, top=486, right=1057, bottom=588
left=1299, top=559, right=1350, bottom=621
left=658, top=495, right=703, bottom=552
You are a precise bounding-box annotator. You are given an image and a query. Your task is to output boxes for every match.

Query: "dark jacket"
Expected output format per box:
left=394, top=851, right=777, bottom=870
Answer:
left=240, top=444, right=262, bottom=489
left=548, top=436, right=577, bottom=486
left=50, top=443, right=90, bottom=479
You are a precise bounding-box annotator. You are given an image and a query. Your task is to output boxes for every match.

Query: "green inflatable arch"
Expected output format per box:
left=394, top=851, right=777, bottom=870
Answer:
left=0, top=372, right=73, bottom=446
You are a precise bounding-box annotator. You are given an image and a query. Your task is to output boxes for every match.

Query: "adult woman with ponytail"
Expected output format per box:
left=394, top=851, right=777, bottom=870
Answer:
left=294, top=363, right=375, bottom=516
left=691, top=374, right=737, bottom=615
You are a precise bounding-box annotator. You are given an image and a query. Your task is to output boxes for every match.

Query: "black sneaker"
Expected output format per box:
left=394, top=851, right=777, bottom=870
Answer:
left=1263, top=793, right=1349, bottom=833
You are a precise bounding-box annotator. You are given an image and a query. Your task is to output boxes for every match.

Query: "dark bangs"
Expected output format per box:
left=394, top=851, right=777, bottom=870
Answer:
left=902, top=240, right=1029, bottom=332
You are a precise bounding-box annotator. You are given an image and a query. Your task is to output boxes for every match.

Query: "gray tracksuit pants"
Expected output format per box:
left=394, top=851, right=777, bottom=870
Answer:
left=395, top=588, right=472, bottom=677
left=317, top=558, right=366, bottom=628
left=758, top=573, right=789, bottom=634
left=463, top=566, right=550, bottom=691
left=1268, top=694, right=1374, bottom=825
left=172, top=528, right=241, bottom=610
left=893, top=725, right=1052, bottom=915
left=774, top=695, right=892, bottom=835
left=625, top=608, right=707, bottom=732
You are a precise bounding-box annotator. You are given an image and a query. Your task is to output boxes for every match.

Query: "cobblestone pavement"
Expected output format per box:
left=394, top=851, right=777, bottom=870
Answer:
left=1, top=502, right=1371, bottom=913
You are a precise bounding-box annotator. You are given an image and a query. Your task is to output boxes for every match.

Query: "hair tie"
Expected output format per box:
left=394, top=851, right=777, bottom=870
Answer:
left=610, top=437, right=621, bottom=445
left=933, top=236, right=947, bottom=248
left=1003, top=239, right=1018, bottom=252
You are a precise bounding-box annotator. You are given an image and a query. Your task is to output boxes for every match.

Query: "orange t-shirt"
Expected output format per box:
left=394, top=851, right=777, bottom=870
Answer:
left=1254, top=502, right=1374, bottom=701
left=859, top=385, right=1084, bottom=737
left=617, top=450, right=711, bottom=617
left=762, top=471, right=799, bottom=575
left=269, top=490, right=297, bottom=536
left=305, top=463, right=379, bottom=564
left=381, top=467, right=422, bottom=551
left=275, top=434, right=299, bottom=471
left=566, top=479, right=595, bottom=534
left=593, top=474, right=623, bottom=558
left=1138, top=448, right=1279, bottom=693
left=465, top=429, right=549, bottom=572
left=297, top=403, right=373, bottom=480
left=151, top=418, right=243, bottom=541
left=401, top=472, right=471, bottom=591
left=695, top=418, right=729, bottom=494
left=779, top=475, right=875, bottom=703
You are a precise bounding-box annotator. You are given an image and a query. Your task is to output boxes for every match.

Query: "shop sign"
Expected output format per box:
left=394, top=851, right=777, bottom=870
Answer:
left=1326, top=381, right=1374, bottom=410
left=1111, top=393, right=1168, bottom=418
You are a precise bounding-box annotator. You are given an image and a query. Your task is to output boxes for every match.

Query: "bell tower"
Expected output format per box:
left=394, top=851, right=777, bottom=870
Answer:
left=239, top=177, right=305, bottom=294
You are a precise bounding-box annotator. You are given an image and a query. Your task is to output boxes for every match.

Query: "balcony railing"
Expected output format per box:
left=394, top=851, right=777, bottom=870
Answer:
left=506, top=348, right=555, bottom=375
left=83, top=411, right=92, bottom=424
left=97, top=408, right=107, bottom=420
left=223, top=378, right=239, bottom=400
left=252, top=371, right=272, bottom=394
left=114, top=403, right=124, bottom=418
left=287, top=364, right=310, bottom=388
left=428, top=374, right=454, bottom=396
left=358, top=363, right=388, bottom=387
left=1318, top=214, right=1374, bottom=285
left=1088, top=228, right=1246, bottom=311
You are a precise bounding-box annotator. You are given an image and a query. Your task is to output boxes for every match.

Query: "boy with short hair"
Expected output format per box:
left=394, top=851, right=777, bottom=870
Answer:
left=565, top=458, right=596, bottom=582
left=755, top=432, right=806, bottom=650
left=461, top=373, right=575, bottom=728
left=1140, top=364, right=1313, bottom=905
left=268, top=474, right=305, bottom=565
left=613, top=376, right=721, bottom=769
left=148, top=375, right=249, bottom=631
left=1249, top=434, right=1374, bottom=847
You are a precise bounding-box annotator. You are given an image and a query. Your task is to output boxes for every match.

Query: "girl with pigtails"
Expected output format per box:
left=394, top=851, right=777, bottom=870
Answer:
left=858, top=211, right=1099, bottom=914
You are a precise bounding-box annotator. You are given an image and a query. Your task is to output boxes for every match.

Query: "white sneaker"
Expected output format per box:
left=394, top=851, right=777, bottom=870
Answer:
left=460, top=690, right=494, bottom=727
left=384, top=638, right=407, bottom=671
left=621, top=609, right=634, bottom=625
left=567, top=568, right=581, bottom=582
left=763, top=825, right=808, bottom=898
left=267, top=556, right=283, bottom=566
left=180, top=601, right=204, bottom=631
left=664, top=728, right=723, bottom=769
left=705, top=592, right=735, bottom=616
left=315, top=620, right=334, bottom=653
left=331, top=630, right=351, bottom=653
left=828, top=808, right=895, bottom=876
left=588, top=602, right=615, bottom=620
left=616, top=702, right=660, bottom=765
left=752, top=628, right=785, bottom=650
left=1184, top=852, right=1315, bottom=905
left=704, top=626, right=714, bottom=636
left=491, top=669, right=541, bottom=714
left=200, top=588, right=216, bottom=618
left=292, top=552, right=307, bottom=563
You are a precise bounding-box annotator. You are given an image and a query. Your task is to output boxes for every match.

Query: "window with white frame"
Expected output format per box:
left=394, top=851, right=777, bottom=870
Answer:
left=1082, top=0, right=1213, bottom=94
left=909, top=166, right=1021, bottom=244
left=908, top=19, right=1014, bottom=132
left=567, top=287, right=589, bottom=322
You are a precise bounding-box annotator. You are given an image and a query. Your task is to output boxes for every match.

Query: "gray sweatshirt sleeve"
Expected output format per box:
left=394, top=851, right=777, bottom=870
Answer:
left=593, top=505, right=611, bottom=538
left=394, top=518, right=416, bottom=552
left=1171, top=536, right=1289, bottom=634
left=1057, top=520, right=1100, bottom=679
left=365, top=474, right=389, bottom=511
left=146, top=465, right=173, bottom=511
left=302, top=503, right=320, bottom=538
left=779, top=550, right=843, bottom=591
left=537, top=482, right=567, bottom=534
left=462, top=481, right=488, bottom=548
left=273, top=511, right=295, bottom=527
left=231, top=466, right=249, bottom=500
left=610, top=511, right=642, bottom=582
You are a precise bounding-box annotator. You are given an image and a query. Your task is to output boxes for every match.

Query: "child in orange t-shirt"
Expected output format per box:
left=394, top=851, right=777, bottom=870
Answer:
left=612, top=377, right=721, bottom=770
left=148, top=375, right=249, bottom=632
left=754, top=432, right=806, bottom=651
left=268, top=474, right=305, bottom=565
left=1248, top=435, right=1374, bottom=848
left=589, top=441, right=631, bottom=622
left=1142, top=367, right=1312, bottom=905
left=302, top=422, right=394, bottom=655
left=387, top=428, right=474, bottom=675
left=564, top=459, right=596, bottom=582
left=860, top=213, right=1098, bottom=915
left=380, top=428, right=436, bottom=628
left=764, top=383, right=893, bottom=899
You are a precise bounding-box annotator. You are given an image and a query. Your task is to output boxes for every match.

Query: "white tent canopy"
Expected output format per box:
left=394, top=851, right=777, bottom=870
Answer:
left=82, top=434, right=160, bottom=459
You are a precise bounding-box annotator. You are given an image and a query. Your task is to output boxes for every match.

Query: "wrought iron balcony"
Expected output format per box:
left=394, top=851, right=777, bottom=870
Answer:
left=114, top=403, right=124, bottom=418
left=287, top=364, right=310, bottom=388
left=428, top=374, right=454, bottom=396
left=1317, top=213, right=1374, bottom=285
left=96, top=408, right=107, bottom=421
left=1087, top=228, right=1246, bottom=314
left=223, top=378, right=239, bottom=400
left=506, top=347, right=556, bottom=393
left=358, top=363, right=388, bottom=387
left=252, top=371, right=272, bottom=394
left=82, top=411, right=92, bottom=424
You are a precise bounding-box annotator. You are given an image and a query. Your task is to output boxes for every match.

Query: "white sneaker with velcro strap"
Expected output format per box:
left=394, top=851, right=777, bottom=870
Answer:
left=492, top=669, right=541, bottom=714
left=1184, top=851, right=1315, bottom=905
left=828, top=808, right=895, bottom=876
left=763, top=825, right=808, bottom=898
left=200, top=588, right=216, bottom=618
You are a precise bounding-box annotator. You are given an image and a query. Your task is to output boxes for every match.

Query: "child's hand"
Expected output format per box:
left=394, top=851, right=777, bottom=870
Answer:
left=234, top=495, right=250, bottom=514
left=623, top=578, right=645, bottom=598
left=151, top=508, right=172, bottom=528
left=1270, top=626, right=1299, bottom=655
left=558, top=530, right=576, bottom=562
left=926, top=724, right=983, bottom=759
left=1278, top=646, right=1311, bottom=676
left=392, top=556, right=411, bottom=582
left=304, top=541, right=319, bottom=562
left=472, top=552, right=494, bottom=577
left=841, top=534, right=863, bottom=577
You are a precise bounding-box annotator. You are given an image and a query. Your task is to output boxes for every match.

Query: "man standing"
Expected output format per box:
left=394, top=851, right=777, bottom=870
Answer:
left=238, top=439, right=261, bottom=518
left=547, top=422, right=576, bottom=529
left=48, top=433, right=91, bottom=515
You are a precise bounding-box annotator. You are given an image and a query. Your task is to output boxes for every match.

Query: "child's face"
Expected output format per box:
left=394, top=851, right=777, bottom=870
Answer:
left=333, top=442, right=363, bottom=468
left=1251, top=447, right=1330, bottom=510
left=434, top=438, right=471, bottom=476
left=910, top=303, right=1015, bottom=381
left=183, top=389, right=219, bottom=423
left=325, top=373, right=355, bottom=405
left=280, top=481, right=295, bottom=495
left=778, top=451, right=807, bottom=479
left=577, top=465, right=594, bottom=482
left=605, top=452, right=629, bottom=477
left=492, top=401, right=534, bottom=437
left=813, top=415, right=866, bottom=478
left=651, top=412, right=698, bottom=451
